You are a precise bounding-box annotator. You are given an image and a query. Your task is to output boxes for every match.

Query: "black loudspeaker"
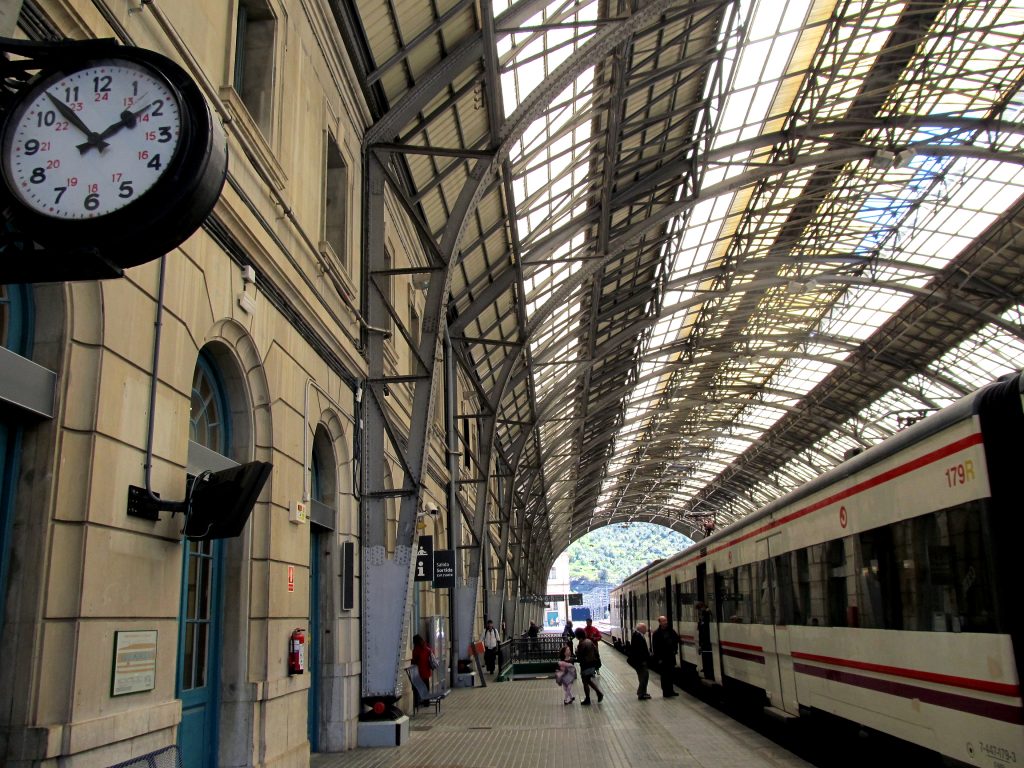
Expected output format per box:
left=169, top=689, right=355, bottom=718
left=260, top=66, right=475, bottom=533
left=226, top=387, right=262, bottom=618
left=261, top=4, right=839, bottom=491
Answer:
left=183, top=461, right=273, bottom=541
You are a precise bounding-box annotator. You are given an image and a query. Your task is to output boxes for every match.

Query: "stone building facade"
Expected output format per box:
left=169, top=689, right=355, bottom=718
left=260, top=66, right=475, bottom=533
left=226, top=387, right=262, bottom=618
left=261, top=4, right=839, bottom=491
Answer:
left=0, top=1, right=468, bottom=765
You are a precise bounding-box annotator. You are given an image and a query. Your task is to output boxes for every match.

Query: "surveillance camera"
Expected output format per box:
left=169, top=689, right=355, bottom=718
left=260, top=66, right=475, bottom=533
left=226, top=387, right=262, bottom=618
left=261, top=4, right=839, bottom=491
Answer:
left=429, top=508, right=439, bottom=516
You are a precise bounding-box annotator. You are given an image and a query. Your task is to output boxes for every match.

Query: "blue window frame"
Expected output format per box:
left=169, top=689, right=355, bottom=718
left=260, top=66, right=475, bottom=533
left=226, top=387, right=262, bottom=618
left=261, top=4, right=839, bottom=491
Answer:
left=0, top=284, right=32, bottom=635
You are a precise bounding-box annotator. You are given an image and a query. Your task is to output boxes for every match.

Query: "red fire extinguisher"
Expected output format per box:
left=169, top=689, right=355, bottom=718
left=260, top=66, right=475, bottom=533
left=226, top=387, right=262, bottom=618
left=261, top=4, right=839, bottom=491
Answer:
left=289, top=628, right=305, bottom=675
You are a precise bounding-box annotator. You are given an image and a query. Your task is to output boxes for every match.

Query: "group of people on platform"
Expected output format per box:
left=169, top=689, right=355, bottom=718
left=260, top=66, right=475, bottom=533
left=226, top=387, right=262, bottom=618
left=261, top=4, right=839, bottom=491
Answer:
left=626, top=615, right=680, bottom=699
left=555, top=615, right=682, bottom=705
left=556, top=619, right=605, bottom=705
left=412, top=613, right=685, bottom=709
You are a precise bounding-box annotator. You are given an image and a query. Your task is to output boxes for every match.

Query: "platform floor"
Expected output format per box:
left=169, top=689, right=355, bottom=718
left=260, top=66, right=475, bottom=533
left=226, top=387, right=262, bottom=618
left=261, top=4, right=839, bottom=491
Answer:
left=312, top=647, right=813, bottom=768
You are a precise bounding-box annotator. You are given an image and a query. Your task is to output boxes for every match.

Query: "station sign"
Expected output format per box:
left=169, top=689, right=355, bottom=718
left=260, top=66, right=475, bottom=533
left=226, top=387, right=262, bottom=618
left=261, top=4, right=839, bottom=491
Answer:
left=433, top=549, right=455, bottom=588
left=415, top=535, right=434, bottom=582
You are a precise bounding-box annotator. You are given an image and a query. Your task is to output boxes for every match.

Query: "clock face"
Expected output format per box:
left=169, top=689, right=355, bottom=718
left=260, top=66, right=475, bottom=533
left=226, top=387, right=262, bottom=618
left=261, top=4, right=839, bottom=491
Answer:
left=2, top=59, right=182, bottom=220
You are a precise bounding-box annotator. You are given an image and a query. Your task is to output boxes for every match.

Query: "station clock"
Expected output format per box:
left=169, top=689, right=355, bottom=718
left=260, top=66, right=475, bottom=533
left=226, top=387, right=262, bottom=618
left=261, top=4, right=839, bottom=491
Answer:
left=0, top=42, right=227, bottom=279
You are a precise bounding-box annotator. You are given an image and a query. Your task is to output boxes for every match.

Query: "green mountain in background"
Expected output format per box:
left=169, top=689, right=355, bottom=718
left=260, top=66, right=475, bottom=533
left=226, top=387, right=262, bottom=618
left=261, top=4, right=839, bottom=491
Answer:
left=566, top=523, right=693, bottom=595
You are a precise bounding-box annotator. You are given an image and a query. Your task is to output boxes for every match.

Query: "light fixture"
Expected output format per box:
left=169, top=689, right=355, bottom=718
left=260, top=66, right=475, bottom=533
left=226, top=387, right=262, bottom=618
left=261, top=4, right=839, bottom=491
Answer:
left=869, top=149, right=895, bottom=169
left=893, top=148, right=915, bottom=168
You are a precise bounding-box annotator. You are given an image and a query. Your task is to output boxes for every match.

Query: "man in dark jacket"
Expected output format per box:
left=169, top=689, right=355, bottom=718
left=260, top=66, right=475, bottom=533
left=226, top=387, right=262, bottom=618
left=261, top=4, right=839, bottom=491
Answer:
left=651, top=615, right=680, bottom=697
left=628, top=622, right=651, bottom=699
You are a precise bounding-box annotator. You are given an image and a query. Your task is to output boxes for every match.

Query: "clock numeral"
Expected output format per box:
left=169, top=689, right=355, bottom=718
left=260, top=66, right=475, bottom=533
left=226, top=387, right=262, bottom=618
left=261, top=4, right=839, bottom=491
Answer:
left=146, top=154, right=163, bottom=171
left=53, top=187, right=67, bottom=204
left=29, top=167, right=45, bottom=184
left=93, top=92, right=110, bottom=103
left=24, top=139, right=40, bottom=156
left=119, top=181, right=134, bottom=199
left=144, top=127, right=174, bottom=144
left=93, top=75, right=112, bottom=93
left=36, top=111, right=56, bottom=128
left=45, top=159, right=61, bottom=170
left=84, top=193, right=100, bottom=211
left=151, top=99, right=164, bottom=117
left=63, top=86, right=79, bottom=102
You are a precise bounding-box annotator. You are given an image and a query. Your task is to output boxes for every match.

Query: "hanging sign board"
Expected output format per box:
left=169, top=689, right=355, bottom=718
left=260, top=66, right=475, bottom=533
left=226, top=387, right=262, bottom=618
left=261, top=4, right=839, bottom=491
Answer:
left=415, top=535, right=434, bottom=582
left=433, top=549, right=456, bottom=588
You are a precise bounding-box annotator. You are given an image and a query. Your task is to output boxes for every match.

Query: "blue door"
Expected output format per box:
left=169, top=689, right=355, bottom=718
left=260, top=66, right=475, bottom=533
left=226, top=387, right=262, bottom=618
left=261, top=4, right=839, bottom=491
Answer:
left=177, top=538, right=224, bottom=768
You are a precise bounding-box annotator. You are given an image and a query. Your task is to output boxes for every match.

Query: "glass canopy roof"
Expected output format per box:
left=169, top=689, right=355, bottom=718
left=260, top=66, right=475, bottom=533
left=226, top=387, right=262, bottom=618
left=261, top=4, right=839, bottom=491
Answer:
left=344, top=0, right=1024, bottom=572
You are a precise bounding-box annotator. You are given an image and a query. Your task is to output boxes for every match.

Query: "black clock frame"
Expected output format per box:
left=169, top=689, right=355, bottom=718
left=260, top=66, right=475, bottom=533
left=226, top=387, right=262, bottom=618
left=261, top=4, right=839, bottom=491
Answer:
left=0, top=39, right=227, bottom=280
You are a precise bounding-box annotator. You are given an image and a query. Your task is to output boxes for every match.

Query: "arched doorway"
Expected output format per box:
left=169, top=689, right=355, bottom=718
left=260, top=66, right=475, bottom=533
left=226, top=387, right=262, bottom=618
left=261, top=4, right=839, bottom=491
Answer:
left=308, top=425, right=338, bottom=751
left=177, top=349, right=236, bottom=768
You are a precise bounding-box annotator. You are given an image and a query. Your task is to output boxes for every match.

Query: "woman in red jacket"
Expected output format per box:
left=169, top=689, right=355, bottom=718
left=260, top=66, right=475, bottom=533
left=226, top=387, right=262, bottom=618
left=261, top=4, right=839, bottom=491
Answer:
left=411, top=634, right=433, bottom=685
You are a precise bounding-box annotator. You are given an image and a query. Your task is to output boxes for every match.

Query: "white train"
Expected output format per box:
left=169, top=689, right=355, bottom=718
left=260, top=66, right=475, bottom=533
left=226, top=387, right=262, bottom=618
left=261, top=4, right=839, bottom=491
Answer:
left=609, top=372, right=1023, bottom=768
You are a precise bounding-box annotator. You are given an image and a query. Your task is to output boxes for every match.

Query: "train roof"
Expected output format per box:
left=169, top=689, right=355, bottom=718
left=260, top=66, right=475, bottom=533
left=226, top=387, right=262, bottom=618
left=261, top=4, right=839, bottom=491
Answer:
left=613, top=370, right=1023, bottom=591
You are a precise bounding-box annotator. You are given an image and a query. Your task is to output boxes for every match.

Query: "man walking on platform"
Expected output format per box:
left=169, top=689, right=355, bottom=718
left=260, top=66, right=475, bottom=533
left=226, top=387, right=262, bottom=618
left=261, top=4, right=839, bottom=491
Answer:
left=652, top=615, right=680, bottom=697
left=482, top=619, right=500, bottom=674
left=628, top=622, right=651, bottom=699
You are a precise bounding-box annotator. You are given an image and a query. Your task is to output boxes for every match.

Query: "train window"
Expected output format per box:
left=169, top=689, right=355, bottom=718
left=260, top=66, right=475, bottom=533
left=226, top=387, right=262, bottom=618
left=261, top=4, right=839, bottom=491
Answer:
left=753, top=561, right=773, bottom=623
left=653, top=586, right=665, bottom=617
left=795, top=548, right=812, bottom=624
left=935, top=503, right=997, bottom=633
left=773, top=554, right=796, bottom=624
left=702, top=572, right=716, bottom=624
left=720, top=567, right=753, bottom=623
left=857, top=526, right=903, bottom=630
left=680, top=579, right=697, bottom=620
left=892, top=515, right=932, bottom=631
left=826, top=538, right=850, bottom=627
left=841, top=504, right=999, bottom=633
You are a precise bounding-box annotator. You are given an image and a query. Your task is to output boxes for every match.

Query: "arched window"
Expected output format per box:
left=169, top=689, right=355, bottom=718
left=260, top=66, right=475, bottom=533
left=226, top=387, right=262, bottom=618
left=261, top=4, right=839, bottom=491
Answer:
left=190, top=352, right=229, bottom=453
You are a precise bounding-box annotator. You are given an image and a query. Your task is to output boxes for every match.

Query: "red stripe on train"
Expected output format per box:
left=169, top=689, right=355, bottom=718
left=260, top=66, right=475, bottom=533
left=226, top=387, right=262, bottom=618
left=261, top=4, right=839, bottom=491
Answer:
left=794, top=663, right=1024, bottom=725
left=791, top=651, right=1020, bottom=697
left=721, top=640, right=763, bottom=653
left=722, top=648, right=765, bottom=664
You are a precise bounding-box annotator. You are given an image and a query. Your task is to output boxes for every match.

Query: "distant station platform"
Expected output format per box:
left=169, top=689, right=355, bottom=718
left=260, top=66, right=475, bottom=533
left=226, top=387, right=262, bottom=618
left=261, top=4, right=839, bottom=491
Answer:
left=312, top=645, right=812, bottom=768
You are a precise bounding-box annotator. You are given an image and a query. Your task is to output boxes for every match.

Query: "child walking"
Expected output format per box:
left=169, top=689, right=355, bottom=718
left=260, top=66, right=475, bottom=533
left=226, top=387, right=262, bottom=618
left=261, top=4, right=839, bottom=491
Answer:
left=555, top=640, right=577, bottom=704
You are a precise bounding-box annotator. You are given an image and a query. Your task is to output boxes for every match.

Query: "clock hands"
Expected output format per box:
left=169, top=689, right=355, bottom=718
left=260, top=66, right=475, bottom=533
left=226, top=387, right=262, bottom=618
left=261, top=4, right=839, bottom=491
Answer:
left=45, top=92, right=109, bottom=151
left=76, top=97, right=158, bottom=154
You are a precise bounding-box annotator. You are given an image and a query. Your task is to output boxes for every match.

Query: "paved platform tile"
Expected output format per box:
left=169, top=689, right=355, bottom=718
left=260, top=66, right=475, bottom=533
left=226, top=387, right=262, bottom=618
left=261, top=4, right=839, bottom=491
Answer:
left=312, top=648, right=813, bottom=768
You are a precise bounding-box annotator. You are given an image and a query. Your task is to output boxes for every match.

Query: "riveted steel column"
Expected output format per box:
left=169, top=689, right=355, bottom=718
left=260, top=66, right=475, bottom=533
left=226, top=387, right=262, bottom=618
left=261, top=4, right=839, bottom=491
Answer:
left=360, top=153, right=413, bottom=707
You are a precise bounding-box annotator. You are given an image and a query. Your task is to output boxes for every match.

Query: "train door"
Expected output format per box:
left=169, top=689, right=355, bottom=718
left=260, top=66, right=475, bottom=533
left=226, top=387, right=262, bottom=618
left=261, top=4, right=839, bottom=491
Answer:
left=663, top=576, right=677, bottom=668
left=758, top=534, right=797, bottom=712
left=695, top=563, right=715, bottom=680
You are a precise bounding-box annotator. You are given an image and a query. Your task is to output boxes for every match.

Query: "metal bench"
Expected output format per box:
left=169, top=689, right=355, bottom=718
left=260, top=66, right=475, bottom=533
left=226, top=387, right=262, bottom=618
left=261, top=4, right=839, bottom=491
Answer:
left=405, top=665, right=449, bottom=715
